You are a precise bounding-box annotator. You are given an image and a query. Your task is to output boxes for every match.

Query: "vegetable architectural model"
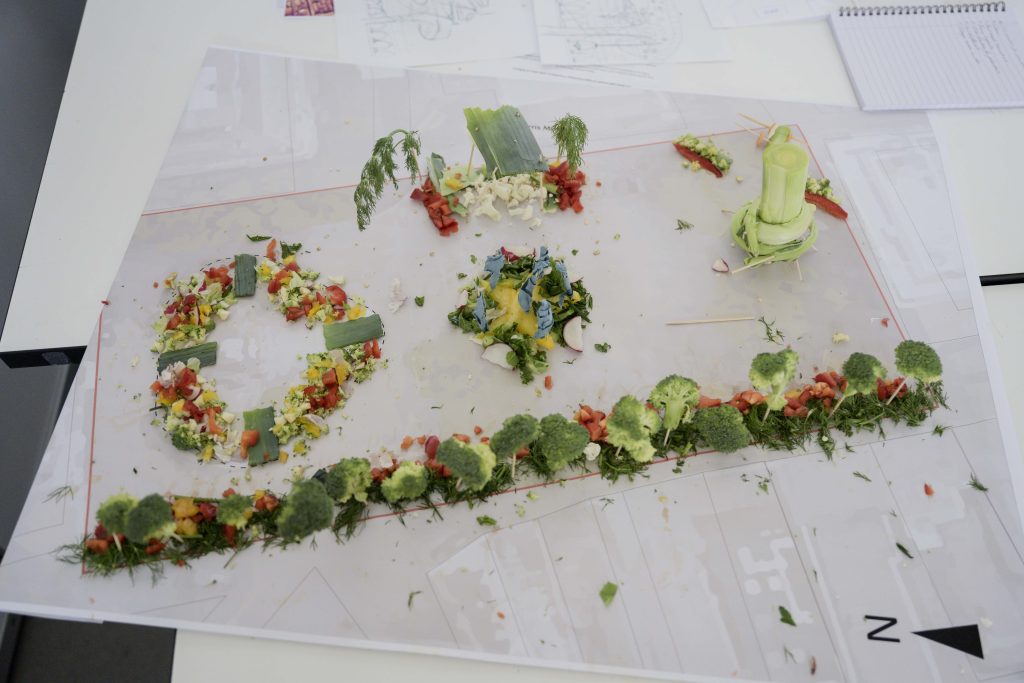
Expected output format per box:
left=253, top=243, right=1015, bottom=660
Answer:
left=68, top=340, right=945, bottom=577
left=731, top=126, right=819, bottom=271
left=356, top=105, right=589, bottom=235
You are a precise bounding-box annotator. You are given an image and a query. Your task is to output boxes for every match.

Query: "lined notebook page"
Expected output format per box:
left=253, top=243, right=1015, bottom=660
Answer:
left=830, top=4, right=1024, bottom=110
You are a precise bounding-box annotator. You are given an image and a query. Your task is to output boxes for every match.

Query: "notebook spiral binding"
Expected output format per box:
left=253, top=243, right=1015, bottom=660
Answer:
left=838, top=3, right=1005, bottom=16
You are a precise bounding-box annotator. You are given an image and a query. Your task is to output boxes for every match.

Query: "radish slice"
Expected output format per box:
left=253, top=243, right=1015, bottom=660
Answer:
left=563, top=316, right=584, bottom=352
left=712, top=258, right=730, bottom=273
left=504, top=245, right=534, bottom=258
left=186, top=385, right=202, bottom=401
left=302, top=413, right=328, bottom=432
left=457, top=289, right=469, bottom=307
left=481, top=343, right=515, bottom=370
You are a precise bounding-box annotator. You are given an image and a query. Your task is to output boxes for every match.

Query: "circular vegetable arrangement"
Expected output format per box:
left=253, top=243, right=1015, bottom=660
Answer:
left=149, top=238, right=385, bottom=466
left=447, top=246, right=593, bottom=384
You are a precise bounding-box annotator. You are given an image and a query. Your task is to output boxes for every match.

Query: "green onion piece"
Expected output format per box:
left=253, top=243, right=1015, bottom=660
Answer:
left=759, top=142, right=809, bottom=225
left=156, top=342, right=217, bottom=372
left=323, top=314, right=384, bottom=350
left=243, top=407, right=279, bottom=466
left=463, top=106, right=548, bottom=178
left=234, top=254, right=257, bottom=297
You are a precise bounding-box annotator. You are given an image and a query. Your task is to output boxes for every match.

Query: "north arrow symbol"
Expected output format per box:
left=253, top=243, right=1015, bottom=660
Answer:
left=912, top=625, right=984, bottom=659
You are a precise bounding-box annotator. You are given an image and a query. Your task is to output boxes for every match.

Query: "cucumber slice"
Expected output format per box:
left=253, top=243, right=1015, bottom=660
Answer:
left=243, top=407, right=279, bottom=466
left=156, top=342, right=217, bottom=372
left=323, top=314, right=384, bottom=350
left=234, top=253, right=257, bottom=297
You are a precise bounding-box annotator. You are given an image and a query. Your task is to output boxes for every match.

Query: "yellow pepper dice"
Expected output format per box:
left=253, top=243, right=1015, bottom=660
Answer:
left=172, top=497, right=199, bottom=519
left=171, top=399, right=186, bottom=415
left=348, top=305, right=365, bottom=320
left=201, top=445, right=214, bottom=462
left=176, top=517, right=199, bottom=537
left=536, top=335, right=555, bottom=350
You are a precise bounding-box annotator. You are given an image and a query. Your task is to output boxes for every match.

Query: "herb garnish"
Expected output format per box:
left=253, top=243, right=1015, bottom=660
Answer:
left=407, top=590, right=422, bottom=609
left=549, top=114, right=589, bottom=173
left=896, top=542, right=914, bottom=559
left=414, top=296, right=425, bottom=307
left=476, top=515, right=497, bottom=526
left=281, top=242, right=302, bottom=258
left=853, top=471, right=872, bottom=482
left=968, top=473, right=989, bottom=492
left=779, top=605, right=796, bottom=626
left=599, top=581, right=618, bottom=606
left=676, top=219, right=693, bottom=231
left=246, top=234, right=272, bottom=242
left=932, top=424, right=947, bottom=437
left=757, top=316, right=785, bottom=345
left=44, top=485, right=74, bottom=503
left=354, top=129, right=421, bottom=231
left=594, top=342, right=611, bottom=353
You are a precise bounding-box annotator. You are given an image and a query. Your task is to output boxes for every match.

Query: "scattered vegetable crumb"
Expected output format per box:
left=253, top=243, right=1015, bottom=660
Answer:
left=476, top=515, right=497, bottom=526
left=832, top=332, right=850, bottom=344
left=924, top=483, right=934, bottom=497
left=414, top=296, right=425, bottom=307
left=779, top=605, right=796, bottom=626
left=594, top=342, right=611, bottom=353
left=599, top=582, right=618, bottom=606
left=407, top=590, right=422, bottom=609
left=896, top=542, right=914, bottom=559
left=712, top=258, right=730, bottom=273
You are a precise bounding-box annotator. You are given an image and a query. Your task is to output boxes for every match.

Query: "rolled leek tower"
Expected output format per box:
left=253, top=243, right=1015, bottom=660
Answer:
left=731, top=126, right=817, bottom=270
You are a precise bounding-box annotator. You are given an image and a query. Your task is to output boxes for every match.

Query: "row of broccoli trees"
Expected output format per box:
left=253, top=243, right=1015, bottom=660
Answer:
left=73, top=340, right=942, bottom=573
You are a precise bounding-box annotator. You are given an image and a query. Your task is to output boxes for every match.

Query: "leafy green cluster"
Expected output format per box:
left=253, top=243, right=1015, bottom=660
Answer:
left=380, top=461, right=429, bottom=504
left=436, top=439, right=497, bottom=491
left=276, top=480, right=334, bottom=543
left=750, top=349, right=798, bottom=411
left=354, top=129, right=421, bottom=231
left=606, top=396, right=662, bottom=463
left=648, top=375, right=699, bottom=443
left=324, top=458, right=373, bottom=503
left=693, top=405, right=752, bottom=453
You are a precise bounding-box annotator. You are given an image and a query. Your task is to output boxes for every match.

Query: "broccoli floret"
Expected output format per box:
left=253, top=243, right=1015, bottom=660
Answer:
left=324, top=458, right=373, bottom=503
left=380, top=461, right=429, bottom=503
left=692, top=405, right=752, bottom=453
left=170, top=424, right=202, bottom=451
left=894, top=340, right=942, bottom=384
left=648, top=375, right=700, bottom=443
left=276, top=479, right=333, bottom=542
left=124, top=494, right=176, bottom=544
left=749, top=349, right=798, bottom=411
left=490, top=414, right=540, bottom=460
left=842, top=352, right=887, bottom=397
left=533, top=414, right=590, bottom=473
left=95, top=493, right=137, bottom=536
left=216, top=494, right=253, bottom=529
left=436, top=439, right=497, bottom=491
left=606, top=395, right=662, bottom=463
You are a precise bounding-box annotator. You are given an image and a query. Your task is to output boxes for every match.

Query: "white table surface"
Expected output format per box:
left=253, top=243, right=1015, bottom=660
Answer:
left=7, top=1, right=1023, bottom=681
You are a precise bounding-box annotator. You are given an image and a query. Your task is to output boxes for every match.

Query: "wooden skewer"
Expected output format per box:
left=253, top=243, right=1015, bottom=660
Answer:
left=740, top=113, right=771, bottom=128
left=666, top=316, right=755, bottom=326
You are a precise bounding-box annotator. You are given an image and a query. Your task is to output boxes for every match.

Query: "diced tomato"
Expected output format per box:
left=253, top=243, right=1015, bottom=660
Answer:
left=240, top=430, right=259, bottom=459
left=924, top=483, right=935, bottom=497
left=544, top=375, right=553, bottom=390
left=673, top=143, right=723, bottom=177
left=223, top=524, right=236, bottom=546
left=204, top=266, right=232, bottom=288
left=266, top=238, right=277, bottom=260
left=197, top=502, right=218, bottom=522
left=321, top=387, right=340, bottom=410
left=206, top=408, right=223, bottom=435
left=165, top=314, right=183, bottom=330
left=183, top=400, right=204, bottom=421
left=697, top=395, right=722, bottom=408
left=85, top=538, right=109, bottom=554
left=804, top=191, right=849, bottom=220
left=370, top=338, right=381, bottom=359
left=284, top=260, right=300, bottom=273
left=150, top=380, right=164, bottom=394
left=400, top=435, right=415, bottom=450
left=322, top=368, right=338, bottom=386
left=222, top=488, right=236, bottom=498
left=285, top=307, right=305, bottom=321
left=94, top=524, right=109, bottom=540
left=424, top=435, right=440, bottom=459
left=324, top=285, right=347, bottom=307
left=176, top=367, right=197, bottom=390
left=267, top=269, right=291, bottom=295
left=315, top=291, right=325, bottom=305
left=145, top=540, right=166, bottom=555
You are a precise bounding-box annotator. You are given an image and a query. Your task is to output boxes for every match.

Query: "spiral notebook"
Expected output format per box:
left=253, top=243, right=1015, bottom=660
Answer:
left=830, top=3, right=1024, bottom=110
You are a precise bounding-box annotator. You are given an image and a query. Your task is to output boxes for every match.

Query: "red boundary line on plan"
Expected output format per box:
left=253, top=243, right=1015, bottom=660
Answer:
left=81, top=304, right=104, bottom=574
left=85, top=125, right=907, bottom=534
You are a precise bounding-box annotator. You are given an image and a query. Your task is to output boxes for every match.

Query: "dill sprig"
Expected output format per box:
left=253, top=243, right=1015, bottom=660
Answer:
left=354, top=129, right=421, bottom=231
left=757, top=316, right=785, bottom=345
left=549, top=114, right=589, bottom=173
left=968, top=473, right=989, bottom=492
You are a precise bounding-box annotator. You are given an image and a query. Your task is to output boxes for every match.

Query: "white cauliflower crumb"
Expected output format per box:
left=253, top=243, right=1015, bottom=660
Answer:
left=832, top=332, right=850, bottom=344
left=388, top=278, right=406, bottom=313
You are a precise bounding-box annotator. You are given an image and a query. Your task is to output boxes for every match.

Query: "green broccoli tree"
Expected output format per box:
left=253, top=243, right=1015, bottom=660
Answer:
left=96, top=493, right=137, bottom=550
left=606, top=395, right=662, bottom=463
left=216, top=494, right=253, bottom=529
left=835, top=352, right=887, bottom=415
left=648, top=374, right=700, bottom=445
left=749, top=348, right=798, bottom=421
left=436, top=438, right=497, bottom=491
left=533, top=414, right=590, bottom=474
left=890, top=340, right=943, bottom=405
left=380, top=461, right=429, bottom=504
left=276, top=479, right=334, bottom=543
left=124, top=494, right=176, bottom=545
left=324, top=458, right=373, bottom=503
left=692, top=405, right=752, bottom=453
left=490, top=414, right=540, bottom=478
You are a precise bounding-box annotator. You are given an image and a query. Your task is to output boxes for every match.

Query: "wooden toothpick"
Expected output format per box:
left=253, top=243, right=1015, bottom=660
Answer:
left=666, top=316, right=755, bottom=326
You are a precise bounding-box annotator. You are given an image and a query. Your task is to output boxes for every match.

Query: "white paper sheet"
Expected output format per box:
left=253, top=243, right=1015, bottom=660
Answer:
left=3, top=49, right=1024, bottom=683
left=702, top=0, right=841, bottom=28
left=335, top=0, right=535, bottom=67
left=533, top=0, right=730, bottom=65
